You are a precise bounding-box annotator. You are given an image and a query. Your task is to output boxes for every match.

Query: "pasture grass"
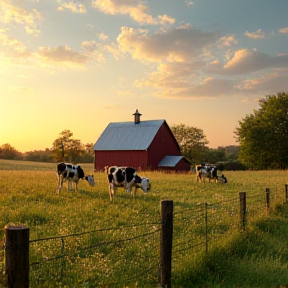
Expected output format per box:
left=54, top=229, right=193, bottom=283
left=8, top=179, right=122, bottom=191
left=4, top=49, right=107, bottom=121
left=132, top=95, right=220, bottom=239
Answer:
left=1, top=159, right=288, bottom=287
left=174, top=204, right=288, bottom=288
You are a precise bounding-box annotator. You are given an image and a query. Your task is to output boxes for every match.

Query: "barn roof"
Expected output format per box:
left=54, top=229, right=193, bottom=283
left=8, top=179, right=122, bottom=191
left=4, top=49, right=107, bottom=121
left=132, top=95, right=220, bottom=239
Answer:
left=158, top=156, right=189, bottom=167
left=93, top=120, right=166, bottom=151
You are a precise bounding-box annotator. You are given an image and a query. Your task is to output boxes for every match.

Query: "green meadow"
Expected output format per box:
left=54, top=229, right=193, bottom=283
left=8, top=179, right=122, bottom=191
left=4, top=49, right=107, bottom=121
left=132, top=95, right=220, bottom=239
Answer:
left=1, top=159, right=288, bottom=287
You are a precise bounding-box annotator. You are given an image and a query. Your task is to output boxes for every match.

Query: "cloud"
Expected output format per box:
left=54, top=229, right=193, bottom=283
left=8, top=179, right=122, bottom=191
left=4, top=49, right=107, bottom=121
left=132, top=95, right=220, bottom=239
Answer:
left=152, top=77, right=237, bottom=99
left=238, top=69, right=288, bottom=95
left=245, top=29, right=266, bottom=39
left=185, top=1, right=194, bottom=6
left=117, top=26, right=218, bottom=62
left=0, top=30, right=33, bottom=67
left=134, top=61, right=238, bottom=100
left=0, top=24, right=119, bottom=70
left=206, top=49, right=288, bottom=75
left=223, top=49, right=288, bottom=74
left=99, top=33, right=109, bottom=41
left=82, top=40, right=120, bottom=60
left=0, top=2, right=42, bottom=36
left=81, top=41, right=106, bottom=62
left=279, top=27, right=288, bottom=34
left=37, top=45, right=89, bottom=68
left=134, top=61, right=203, bottom=90
left=220, top=35, right=237, bottom=47
left=117, top=26, right=240, bottom=99
left=92, top=0, right=175, bottom=25
left=116, top=23, right=288, bottom=100
left=58, top=1, right=87, bottom=13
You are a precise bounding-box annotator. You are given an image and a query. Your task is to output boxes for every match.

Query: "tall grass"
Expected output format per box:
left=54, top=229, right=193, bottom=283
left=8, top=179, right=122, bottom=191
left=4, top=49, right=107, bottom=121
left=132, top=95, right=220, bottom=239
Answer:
left=1, top=159, right=288, bottom=287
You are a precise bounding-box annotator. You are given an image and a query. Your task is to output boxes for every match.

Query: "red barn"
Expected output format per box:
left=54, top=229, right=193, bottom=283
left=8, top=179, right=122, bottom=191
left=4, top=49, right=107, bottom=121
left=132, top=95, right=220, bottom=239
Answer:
left=93, top=110, right=190, bottom=172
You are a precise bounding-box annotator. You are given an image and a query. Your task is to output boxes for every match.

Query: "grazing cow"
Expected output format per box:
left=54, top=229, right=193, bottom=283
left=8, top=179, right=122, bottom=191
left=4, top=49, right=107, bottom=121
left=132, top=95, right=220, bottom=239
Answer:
left=57, top=162, right=95, bottom=192
left=195, top=164, right=218, bottom=183
left=105, top=166, right=150, bottom=201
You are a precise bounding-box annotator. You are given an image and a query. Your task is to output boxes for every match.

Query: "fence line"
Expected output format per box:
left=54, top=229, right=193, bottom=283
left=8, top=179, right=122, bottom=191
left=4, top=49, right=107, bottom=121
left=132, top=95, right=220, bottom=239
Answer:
left=2, top=185, right=288, bottom=287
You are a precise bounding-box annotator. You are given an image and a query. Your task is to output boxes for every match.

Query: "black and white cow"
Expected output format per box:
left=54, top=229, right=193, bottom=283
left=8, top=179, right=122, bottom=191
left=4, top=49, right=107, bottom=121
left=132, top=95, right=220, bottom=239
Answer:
left=195, top=164, right=219, bottom=183
left=57, top=162, right=95, bottom=192
left=105, top=166, right=150, bottom=201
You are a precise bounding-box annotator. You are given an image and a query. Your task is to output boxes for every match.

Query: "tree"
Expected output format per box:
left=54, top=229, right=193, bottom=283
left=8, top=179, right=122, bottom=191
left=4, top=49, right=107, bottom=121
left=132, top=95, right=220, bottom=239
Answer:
left=79, top=143, right=94, bottom=162
left=0, top=144, right=22, bottom=160
left=235, top=92, right=288, bottom=169
left=170, top=123, right=209, bottom=164
left=223, top=145, right=239, bottom=162
left=204, top=147, right=226, bottom=164
left=23, top=149, right=53, bottom=162
left=52, top=130, right=84, bottom=163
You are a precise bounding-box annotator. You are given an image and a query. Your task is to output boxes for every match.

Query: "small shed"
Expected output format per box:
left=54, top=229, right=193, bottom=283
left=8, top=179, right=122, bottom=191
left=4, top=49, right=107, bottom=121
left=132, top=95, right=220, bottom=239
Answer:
left=93, top=110, right=190, bottom=171
left=158, top=156, right=190, bottom=172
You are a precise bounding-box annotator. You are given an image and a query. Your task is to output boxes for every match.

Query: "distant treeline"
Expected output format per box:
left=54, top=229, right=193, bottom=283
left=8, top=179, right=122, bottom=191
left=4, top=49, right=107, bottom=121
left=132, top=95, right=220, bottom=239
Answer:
left=0, top=143, right=244, bottom=170
left=0, top=143, right=94, bottom=163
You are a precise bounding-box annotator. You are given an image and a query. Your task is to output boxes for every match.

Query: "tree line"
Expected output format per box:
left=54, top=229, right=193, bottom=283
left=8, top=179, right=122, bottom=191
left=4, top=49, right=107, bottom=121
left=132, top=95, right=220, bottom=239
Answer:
left=1, top=92, right=287, bottom=170
left=0, top=131, right=239, bottom=171
left=0, top=130, right=94, bottom=163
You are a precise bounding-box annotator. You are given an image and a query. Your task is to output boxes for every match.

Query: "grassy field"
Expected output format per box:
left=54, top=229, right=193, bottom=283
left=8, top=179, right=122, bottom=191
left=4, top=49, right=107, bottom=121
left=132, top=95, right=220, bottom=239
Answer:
left=1, top=159, right=288, bottom=287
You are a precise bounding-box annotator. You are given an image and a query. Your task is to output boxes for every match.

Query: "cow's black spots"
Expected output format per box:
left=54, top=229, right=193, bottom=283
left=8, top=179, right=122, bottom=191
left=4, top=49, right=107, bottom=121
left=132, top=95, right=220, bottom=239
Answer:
left=105, top=166, right=150, bottom=201
left=57, top=162, right=95, bottom=192
left=108, top=174, right=114, bottom=183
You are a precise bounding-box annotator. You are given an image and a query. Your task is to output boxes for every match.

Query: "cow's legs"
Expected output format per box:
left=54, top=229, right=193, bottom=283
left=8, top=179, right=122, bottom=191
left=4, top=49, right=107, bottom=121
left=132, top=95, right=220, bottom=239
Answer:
left=197, top=172, right=202, bottom=183
left=58, top=175, right=64, bottom=193
left=75, top=180, right=79, bottom=192
left=125, top=179, right=135, bottom=197
left=132, top=187, right=138, bottom=198
left=109, top=183, right=115, bottom=202
left=68, top=180, right=73, bottom=191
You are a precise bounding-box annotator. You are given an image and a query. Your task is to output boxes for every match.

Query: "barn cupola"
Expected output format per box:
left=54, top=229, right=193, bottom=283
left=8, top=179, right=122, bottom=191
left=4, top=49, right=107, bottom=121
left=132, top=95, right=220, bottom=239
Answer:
left=133, top=109, right=142, bottom=124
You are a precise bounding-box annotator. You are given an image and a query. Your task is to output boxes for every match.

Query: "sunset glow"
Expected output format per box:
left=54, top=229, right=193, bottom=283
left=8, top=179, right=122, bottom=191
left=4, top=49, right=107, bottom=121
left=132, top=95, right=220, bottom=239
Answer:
left=1, top=0, right=287, bottom=152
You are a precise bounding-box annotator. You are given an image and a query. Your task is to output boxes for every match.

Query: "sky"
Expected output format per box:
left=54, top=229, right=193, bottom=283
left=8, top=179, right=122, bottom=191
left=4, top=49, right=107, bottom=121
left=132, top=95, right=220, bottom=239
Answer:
left=0, top=0, right=287, bottom=152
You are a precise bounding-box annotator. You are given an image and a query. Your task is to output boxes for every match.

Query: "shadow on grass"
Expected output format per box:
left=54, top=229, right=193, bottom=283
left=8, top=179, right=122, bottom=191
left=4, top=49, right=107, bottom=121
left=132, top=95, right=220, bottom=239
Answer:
left=173, top=203, right=288, bottom=288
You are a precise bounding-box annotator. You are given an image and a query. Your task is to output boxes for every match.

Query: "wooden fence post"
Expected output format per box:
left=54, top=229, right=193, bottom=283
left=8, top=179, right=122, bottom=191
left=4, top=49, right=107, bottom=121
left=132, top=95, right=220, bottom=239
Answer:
left=204, top=202, right=208, bottom=253
left=266, top=188, right=270, bottom=216
left=159, top=200, right=173, bottom=288
left=239, top=192, right=246, bottom=230
left=5, top=225, right=30, bottom=288
left=285, top=184, right=288, bottom=203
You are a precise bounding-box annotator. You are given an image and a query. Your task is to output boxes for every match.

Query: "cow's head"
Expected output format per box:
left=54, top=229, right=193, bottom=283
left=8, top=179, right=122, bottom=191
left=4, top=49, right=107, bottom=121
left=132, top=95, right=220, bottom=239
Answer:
left=140, top=178, right=150, bottom=193
left=85, top=175, right=95, bottom=186
left=220, top=174, right=227, bottom=183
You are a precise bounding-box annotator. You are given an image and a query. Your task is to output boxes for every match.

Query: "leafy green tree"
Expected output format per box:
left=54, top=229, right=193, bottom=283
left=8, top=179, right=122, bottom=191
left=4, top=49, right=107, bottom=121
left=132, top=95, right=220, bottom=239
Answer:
left=52, top=130, right=84, bottom=163
left=223, top=145, right=239, bottom=161
left=204, top=147, right=226, bottom=164
left=170, top=123, right=209, bottom=164
left=235, top=92, right=288, bottom=169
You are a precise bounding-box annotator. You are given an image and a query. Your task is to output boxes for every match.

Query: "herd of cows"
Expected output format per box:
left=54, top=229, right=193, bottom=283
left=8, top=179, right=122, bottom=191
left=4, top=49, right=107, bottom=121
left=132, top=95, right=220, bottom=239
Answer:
left=56, top=162, right=227, bottom=201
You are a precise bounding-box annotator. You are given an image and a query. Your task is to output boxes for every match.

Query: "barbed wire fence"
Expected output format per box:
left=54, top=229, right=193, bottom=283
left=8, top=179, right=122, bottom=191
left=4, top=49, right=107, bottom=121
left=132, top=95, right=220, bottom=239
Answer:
left=2, top=185, right=288, bottom=287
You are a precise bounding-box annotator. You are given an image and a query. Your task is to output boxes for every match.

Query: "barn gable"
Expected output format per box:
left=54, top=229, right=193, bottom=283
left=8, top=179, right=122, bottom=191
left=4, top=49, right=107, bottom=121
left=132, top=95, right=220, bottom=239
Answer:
left=93, top=120, right=168, bottom=151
